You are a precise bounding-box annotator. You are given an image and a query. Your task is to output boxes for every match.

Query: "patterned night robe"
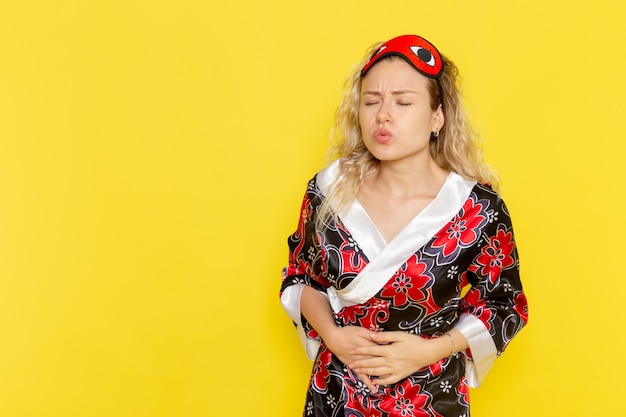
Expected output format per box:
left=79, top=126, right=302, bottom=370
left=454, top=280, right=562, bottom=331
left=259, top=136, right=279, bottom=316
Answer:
left=280, top=160, right=528, bottom=417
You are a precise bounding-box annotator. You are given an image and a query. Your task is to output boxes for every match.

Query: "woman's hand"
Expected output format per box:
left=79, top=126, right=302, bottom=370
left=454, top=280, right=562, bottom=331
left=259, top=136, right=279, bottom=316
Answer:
left=348, top=331, right=451, bottom=386
left=323, top=325, right=381, bottom=393
left=323, top=325, right=378, bottom=364
left=299, top=286, right=468, bottom=390
left=299, top=286, right=380, bottom=392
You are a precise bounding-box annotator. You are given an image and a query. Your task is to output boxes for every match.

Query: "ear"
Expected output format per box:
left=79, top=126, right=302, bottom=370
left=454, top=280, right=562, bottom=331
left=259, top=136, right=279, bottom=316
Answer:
left=432, top=105, right=445, bottom=132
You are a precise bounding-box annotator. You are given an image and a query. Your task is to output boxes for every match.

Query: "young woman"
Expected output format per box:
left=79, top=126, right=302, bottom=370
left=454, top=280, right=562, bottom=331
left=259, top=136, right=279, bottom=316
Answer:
left=280, top=34, right=528, bottom=416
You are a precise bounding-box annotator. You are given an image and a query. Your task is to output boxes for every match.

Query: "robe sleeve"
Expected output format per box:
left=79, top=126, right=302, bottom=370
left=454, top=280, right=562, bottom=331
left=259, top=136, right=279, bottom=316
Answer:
left=279, top=179, right=331, bottom=360
left=456, top=191, right=529, bottom=387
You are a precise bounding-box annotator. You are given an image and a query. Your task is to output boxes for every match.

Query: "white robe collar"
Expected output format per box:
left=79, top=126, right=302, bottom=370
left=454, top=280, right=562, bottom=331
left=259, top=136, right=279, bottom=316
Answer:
left=316, top=159, right=477, bottom=312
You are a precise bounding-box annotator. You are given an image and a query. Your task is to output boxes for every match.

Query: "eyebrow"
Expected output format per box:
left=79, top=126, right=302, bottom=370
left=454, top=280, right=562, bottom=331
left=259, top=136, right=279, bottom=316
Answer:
left=362, top=90, right=419, bottom=96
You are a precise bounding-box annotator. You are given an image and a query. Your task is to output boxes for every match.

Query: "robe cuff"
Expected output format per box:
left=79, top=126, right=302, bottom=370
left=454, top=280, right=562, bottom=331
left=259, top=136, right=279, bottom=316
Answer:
left=280, top=284, right=321, bottom=360
left=455, top=313, right=498, bottom=387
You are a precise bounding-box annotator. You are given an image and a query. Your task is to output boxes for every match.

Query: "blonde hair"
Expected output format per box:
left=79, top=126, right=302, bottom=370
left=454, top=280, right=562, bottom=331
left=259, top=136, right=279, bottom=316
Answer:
left=317, top=41, right=498, bottom=229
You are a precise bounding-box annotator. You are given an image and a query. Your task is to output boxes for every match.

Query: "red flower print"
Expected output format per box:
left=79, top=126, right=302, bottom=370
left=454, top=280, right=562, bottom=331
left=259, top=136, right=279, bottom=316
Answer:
left=340, top=304, right=366, bottom=325
left=461, top=286, right=480, bottom=306
left=514, top=292, right=529, bottom=324
left=380, top=257, right=434, bottom=307
left=306, top=328, right=319, bottom=340
left=475, top=227, right=515, bottom=284
left=458, top=376, right=470, bottom=406
left=311, top=347, right=333, bottom=393
left=380, top=272, right=413, bottom=306
left=338, top=225, right=368, bottom=270
left=379, top=380, right=442, bottom=417
left=427, top=196, right=488, bottom=263
left=357, top=299, right=390, bottom=331
left=426, top=356, right=444, bottom=378
left=460, top=288, right=493, bottom=332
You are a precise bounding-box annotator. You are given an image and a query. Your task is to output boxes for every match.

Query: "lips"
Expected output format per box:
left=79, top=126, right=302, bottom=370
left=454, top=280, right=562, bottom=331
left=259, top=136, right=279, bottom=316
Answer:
left=374, top=128, right=393, bottom=143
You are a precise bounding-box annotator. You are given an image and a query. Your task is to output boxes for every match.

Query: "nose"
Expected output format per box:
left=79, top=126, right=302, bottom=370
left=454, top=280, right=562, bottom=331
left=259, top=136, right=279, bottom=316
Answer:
left=376, top=101, right=391, bottom=125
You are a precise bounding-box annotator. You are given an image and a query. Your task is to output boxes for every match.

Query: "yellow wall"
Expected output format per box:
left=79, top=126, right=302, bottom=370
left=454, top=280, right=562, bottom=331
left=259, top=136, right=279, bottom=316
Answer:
left=0, top=1, right=624, bottom=415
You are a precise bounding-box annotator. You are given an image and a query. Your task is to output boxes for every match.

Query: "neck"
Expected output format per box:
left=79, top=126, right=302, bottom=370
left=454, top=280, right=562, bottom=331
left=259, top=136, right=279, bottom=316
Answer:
left=373, top=157, right=449, bottom=197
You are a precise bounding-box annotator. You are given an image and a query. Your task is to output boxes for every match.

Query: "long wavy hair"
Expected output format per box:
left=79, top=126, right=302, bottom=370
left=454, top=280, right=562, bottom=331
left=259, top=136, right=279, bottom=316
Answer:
left=316, top=41, right=498, bottom=229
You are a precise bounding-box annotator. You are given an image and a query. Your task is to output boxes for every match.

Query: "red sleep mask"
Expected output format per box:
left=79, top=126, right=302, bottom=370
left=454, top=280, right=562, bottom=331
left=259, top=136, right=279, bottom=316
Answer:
left=361, top=34, right=444, bottom=79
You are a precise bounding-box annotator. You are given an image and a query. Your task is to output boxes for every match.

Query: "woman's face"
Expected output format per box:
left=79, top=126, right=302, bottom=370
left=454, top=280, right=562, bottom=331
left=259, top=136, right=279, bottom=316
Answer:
left=359, top=58, right=443, bottom=165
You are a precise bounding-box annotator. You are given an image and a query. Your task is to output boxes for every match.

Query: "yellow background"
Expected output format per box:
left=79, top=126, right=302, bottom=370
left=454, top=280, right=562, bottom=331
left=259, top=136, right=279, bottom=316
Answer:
left=0, top=1, right=624, bottom=416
